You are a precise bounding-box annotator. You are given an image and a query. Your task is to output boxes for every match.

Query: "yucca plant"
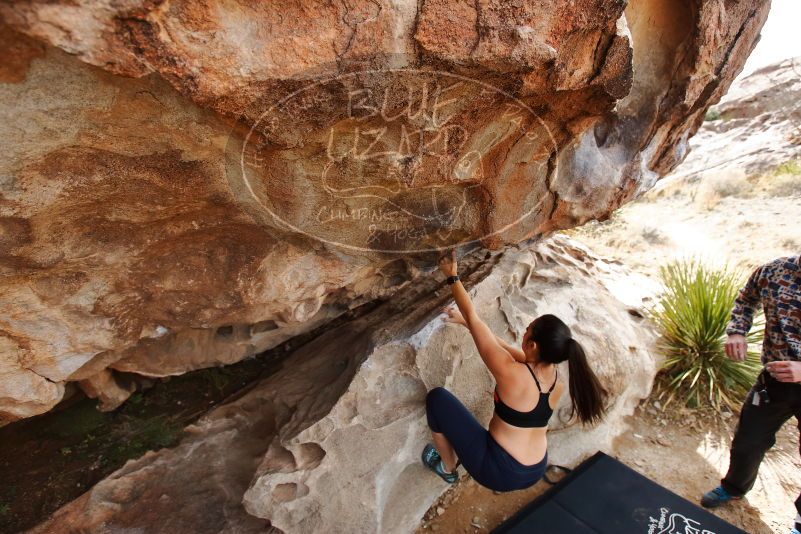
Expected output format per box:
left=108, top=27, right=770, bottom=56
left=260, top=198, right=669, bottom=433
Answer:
left=649, top=259, right=764, bottom=411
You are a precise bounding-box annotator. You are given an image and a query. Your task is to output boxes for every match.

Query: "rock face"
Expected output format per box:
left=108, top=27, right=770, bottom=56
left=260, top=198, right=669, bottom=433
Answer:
left=657, top=56, right=801, bottom=187
left=30, top=236, right=658, bottom=534
left=0, top=0, right=768, bottom=421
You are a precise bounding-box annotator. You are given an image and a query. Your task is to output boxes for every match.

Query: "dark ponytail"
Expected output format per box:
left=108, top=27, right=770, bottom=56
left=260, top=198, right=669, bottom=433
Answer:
left=528, top=314, right=608, bottom=426
left=565, top=338, right=608, bottom=425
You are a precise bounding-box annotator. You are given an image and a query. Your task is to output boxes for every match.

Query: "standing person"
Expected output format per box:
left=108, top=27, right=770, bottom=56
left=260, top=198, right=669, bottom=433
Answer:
left=420, top=250, right=609, bottom=492
left=700, top=255, right=801, bottom=534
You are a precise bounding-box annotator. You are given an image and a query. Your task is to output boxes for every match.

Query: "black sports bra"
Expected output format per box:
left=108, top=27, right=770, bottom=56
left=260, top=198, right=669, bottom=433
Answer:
left=493, top=363, right=557, bottom=428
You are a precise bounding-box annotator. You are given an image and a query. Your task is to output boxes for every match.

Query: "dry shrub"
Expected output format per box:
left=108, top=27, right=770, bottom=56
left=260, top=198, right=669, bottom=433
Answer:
left=757, top=159, right=801, bottom=197
left=693, top=168, right=752, bottom=210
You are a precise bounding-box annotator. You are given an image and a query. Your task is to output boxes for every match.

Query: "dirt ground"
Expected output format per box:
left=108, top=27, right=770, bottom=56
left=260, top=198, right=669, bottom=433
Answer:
left=570, top=192, right=801, bottom=280
left=417, top=400, right=800, bottom=533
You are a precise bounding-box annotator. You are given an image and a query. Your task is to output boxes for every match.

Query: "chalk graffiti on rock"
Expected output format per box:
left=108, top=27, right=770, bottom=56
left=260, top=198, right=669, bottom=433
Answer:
left=228, top=66, right=556, bottom=253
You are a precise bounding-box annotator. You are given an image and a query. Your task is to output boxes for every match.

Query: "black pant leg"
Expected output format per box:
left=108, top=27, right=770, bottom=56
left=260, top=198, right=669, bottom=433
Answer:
left=425, top=387, right=490, bottom=478
left=722, top=384, right=795, bottom=496
left=791, top=385, right=801, bottom=516
left=796, top=416, right=801, bottom=517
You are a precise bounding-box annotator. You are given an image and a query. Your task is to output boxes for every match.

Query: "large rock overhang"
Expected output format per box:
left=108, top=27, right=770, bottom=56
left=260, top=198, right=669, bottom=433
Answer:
left=0, top=0, right=770, bottom=420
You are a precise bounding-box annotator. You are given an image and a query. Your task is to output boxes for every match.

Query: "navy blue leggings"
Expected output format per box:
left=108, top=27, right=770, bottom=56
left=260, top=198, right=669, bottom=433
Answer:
left=425, top=387, right=547, bottom=492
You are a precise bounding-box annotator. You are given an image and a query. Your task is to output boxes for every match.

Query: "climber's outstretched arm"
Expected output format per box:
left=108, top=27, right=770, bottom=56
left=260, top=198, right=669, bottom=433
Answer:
left=438, top=251, right=516, bottom=380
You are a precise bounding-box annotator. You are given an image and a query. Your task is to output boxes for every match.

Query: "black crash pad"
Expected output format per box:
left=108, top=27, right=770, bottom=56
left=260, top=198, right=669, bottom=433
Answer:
left=492, top=452, right=746, bottom=534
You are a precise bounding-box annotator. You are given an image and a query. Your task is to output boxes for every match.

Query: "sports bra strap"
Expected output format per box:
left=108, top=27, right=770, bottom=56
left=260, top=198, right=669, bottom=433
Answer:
left=525, top=363, right=558, bottom=394
left=548, top=366, right=558, bottom=393
left=524, top=363, right=542, bottom=392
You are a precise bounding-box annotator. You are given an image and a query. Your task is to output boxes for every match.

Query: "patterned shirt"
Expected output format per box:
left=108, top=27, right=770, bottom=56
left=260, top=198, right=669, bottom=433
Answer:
left=726, top=255, right=801, bottom=363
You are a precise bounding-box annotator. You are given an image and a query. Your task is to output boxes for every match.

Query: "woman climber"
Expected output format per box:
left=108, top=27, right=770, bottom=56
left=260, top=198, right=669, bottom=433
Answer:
left=421, top=250, right=609, bottom=491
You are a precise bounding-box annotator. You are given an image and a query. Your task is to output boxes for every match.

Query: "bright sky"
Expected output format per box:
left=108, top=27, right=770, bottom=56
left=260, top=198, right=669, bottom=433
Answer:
left=735, top=0, right=801, bottom=80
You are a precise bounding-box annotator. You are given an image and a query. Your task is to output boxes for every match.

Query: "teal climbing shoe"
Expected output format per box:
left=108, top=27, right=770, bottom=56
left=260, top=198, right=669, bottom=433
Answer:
left=421, top=443, right=459, bottom=484
left=700, top=486, right=741, bottom=508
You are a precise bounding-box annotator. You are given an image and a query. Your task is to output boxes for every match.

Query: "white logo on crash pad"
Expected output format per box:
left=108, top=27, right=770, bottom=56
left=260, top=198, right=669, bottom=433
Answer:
left=648, top=507, right=716, bottom=534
